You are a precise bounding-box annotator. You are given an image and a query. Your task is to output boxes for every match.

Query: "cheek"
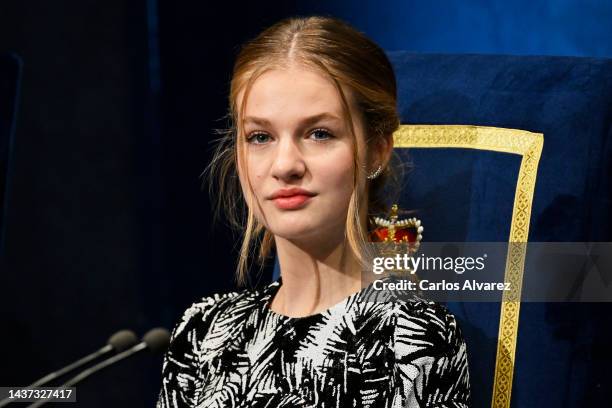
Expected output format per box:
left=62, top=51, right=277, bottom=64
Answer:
left=237, top=159, right=266, bottom=208
left=247, top=162, right=266, bottom=195
left=317, top=150, right=355, bottom=195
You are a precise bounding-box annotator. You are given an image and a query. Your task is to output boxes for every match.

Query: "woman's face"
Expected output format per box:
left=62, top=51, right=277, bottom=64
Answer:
left=236, top=65, right=368, bottom=245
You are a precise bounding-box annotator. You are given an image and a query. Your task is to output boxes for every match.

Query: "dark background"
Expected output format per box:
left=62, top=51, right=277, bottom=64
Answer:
left=0, top=0, right=611, bottom=406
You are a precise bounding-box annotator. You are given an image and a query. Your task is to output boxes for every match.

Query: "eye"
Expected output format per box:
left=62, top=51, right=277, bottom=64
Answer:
left=309, top=128, right=334, bottom=142
left=246, top=132, right=271, bottom=145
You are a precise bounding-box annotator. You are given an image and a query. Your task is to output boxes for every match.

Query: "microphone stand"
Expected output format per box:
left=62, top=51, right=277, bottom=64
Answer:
left=0, top=345, right=113, bottom=408
left=27, top=342, right=148, bottom=408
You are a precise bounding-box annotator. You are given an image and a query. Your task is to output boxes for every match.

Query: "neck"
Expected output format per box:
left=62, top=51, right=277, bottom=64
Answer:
left=270, top=235, right=363, bottom=318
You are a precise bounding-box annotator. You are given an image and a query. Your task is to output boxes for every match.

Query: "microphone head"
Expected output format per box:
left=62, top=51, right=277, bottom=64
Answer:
left=142, top=328, right=171, bottom=354
left=107, top=330, right=139, bottom=352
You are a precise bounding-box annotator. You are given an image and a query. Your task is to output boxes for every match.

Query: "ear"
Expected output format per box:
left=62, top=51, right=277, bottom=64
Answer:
left=374, top=133, right=394, bottom=168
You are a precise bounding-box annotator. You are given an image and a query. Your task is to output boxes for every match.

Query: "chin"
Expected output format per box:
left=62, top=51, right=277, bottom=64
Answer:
left=270, top=218, right=345, bottom=243
left=270, top=225, right=318, bottom=241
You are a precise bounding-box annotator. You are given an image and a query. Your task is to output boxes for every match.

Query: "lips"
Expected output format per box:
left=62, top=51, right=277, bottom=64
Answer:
left=272, top=194, right=313, bottom=210
left=269, top=188, right=316, bottom=210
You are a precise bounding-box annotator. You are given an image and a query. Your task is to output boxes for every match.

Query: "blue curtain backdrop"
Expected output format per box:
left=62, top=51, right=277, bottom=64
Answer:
left=0, top=1, right=610, bottom=407
left=295, top=0, right=612, bottom=57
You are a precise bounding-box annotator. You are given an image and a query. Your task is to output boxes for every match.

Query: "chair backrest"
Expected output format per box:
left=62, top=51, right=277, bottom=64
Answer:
left=388, top=53, right=612, bottom=408
left=394, top=124, right=542, bottom=408
left=273, top=53, right=612, bottom=407
left=0, top=53, right=22, bottom=258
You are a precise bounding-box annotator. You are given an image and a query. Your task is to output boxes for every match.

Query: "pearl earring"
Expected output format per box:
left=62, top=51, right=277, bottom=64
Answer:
left=367, top=165, right=383, bottom=180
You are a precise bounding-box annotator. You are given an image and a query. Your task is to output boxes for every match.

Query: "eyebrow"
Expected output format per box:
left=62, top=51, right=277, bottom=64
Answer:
left=243, top=112, right=342, bottom=127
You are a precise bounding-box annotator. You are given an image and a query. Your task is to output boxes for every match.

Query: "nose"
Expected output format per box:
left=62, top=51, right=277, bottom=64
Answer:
left=270, top=135, right=306, bottom=181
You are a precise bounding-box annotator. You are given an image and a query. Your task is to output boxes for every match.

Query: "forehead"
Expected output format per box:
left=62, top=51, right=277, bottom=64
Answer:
left=238, top=66, right=352, bottom=121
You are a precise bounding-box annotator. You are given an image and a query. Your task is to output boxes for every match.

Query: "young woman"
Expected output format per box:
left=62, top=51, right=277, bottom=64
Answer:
left=157, top=16, right=470, bottom=408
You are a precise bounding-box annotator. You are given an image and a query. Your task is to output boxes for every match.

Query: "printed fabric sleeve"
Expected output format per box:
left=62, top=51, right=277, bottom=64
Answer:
left=391, top=301, right=471, bottom=408
left=156, top=301, right=211, bottom=408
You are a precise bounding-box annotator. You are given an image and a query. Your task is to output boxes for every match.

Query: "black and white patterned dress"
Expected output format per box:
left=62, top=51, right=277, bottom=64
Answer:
left=157, top=277, right=470, bottom=407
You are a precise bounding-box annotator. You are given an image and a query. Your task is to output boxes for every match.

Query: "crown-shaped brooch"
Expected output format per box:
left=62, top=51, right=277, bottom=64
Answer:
left=369, top=204, right=423, bottom=252
left=366, top=204, right=423, bottom=279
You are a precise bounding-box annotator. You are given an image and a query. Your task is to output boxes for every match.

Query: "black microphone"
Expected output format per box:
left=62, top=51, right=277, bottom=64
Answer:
left=0, top=330, right=138, bottom=408
left=31, top=330, right=138, bottom=387
left=27, top=328, right=171, bottom=408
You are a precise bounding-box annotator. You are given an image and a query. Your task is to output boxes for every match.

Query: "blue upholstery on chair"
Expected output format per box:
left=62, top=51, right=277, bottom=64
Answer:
left=390, top=53, right=612, bottom=243
left=388, top=53, right=612, bottom=408
left=0, top=53, right=22, bottom=259
left=273, top=53, right=612, bottom=407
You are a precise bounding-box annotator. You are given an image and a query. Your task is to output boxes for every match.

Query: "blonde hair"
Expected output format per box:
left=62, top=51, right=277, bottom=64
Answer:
left=203, top=16, right=403, bottom=285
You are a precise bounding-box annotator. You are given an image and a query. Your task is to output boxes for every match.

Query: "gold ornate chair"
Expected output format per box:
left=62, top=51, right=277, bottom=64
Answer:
left=386, top=51, right=612, bottom=408
left=394, top=124, right=542, bottom=408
